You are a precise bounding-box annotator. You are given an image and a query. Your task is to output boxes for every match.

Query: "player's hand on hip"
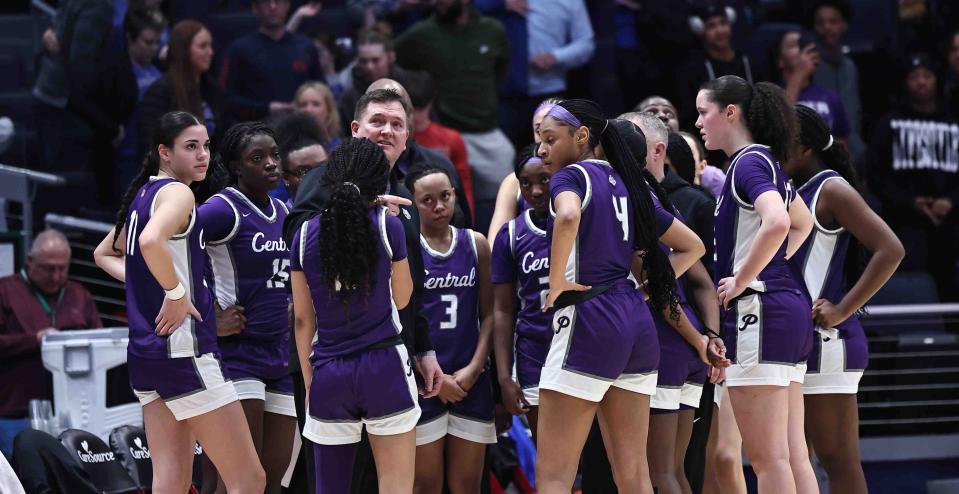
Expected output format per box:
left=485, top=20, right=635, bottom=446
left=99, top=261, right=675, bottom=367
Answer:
left=155, top=297, right=201, bottom=336
left=543, top=278, right=590, bottom=312
left=716, top=276, right=746, bottom=309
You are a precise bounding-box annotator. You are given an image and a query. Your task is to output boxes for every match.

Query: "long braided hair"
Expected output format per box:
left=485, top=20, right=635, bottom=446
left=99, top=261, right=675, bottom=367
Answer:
left=553, top=99, right=679, bottom=318
left=318, top=138, right=391, bottom=298
left=111, top=111, right=204, bottom=252
left=794, top=104, right=866, bottom=289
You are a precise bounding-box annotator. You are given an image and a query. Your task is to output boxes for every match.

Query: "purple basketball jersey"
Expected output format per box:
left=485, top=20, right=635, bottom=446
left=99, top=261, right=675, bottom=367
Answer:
left=548, top=160, right=635, bottom=286
left=125, top=177, right=216, bottom=359
left=491, top=209, right=552, bottom=342
left=713, top=145, right=801, bottom=293
left=201, top=187, right=291, bottom=341
left=789, top=170, right=860, bottom=333
left=421, top=227, right=481, bottom=370
left=290, top=206, right=406, bottom=360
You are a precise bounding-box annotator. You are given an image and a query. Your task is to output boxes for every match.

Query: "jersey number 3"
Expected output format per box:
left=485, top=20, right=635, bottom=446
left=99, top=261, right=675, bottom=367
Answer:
left=440, top=294, right=458, bottom=330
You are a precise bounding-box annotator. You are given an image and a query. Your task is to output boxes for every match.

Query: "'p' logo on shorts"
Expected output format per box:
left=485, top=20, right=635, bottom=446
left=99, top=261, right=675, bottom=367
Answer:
left=739, top=314, right=758, bottom=332
left=555, top=315, right=571, bottom=334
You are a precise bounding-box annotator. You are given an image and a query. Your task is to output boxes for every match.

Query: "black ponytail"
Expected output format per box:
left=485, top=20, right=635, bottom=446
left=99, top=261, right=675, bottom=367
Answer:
left=318, top=138, right=391, bottom=299
left=795, top=104, right=857, bottom=185
left=610, top=118, right=681, bottom=217
left=794, top=104, right=865, bottom=290
left=556, top=99, right=679, bottom=319
left=701, top=76, right=797, bottom=164
left=112, top=111, right=203, bottom=252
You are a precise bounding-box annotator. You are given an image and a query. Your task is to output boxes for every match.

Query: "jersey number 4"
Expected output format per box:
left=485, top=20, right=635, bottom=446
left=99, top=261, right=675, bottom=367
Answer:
left=613, top=196, right=629, bottom=241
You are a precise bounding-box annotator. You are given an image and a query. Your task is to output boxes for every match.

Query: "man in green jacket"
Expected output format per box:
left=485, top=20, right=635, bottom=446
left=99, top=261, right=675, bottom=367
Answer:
left=396, top=0, right=514, bottom=231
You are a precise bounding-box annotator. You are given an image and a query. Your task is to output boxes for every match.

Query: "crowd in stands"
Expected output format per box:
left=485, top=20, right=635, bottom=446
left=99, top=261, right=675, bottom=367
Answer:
left=3, top=0, right=959, bottom=353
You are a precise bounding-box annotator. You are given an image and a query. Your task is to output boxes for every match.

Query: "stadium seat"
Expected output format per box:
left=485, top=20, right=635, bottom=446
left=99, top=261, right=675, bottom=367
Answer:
left=58, top=428, right=140, bottom=494
left=0, top=15, right=37, bottom=43
left=869, top=271, right=941, bottom=306
left=109, top=426, right=152, bottom=491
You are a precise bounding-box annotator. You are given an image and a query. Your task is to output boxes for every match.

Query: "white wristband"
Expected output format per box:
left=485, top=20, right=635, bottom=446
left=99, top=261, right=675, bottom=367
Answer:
left=164, top=282, right=186, bottom=301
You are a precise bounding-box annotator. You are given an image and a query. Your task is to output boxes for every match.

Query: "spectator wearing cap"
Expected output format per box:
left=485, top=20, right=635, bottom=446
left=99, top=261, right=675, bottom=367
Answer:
left=675, top=1, right=755, bottom=130
left=773, top=29, right=851, bottom=143
left=862, top=53, right=959, bottom=300
left=395, top=0, right=513, bottom=231
left=220, top=0, right=323, bottom=123
left=406, top=70, right=476, bottom=214
left=811, top=0, right=865, bottom=159
left=476, top=0, right=595, bottom=147
left=0, top=230, right=103, bottom=458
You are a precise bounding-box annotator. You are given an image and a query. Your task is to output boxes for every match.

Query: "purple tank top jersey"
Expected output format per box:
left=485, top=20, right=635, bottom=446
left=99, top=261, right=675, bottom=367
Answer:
left=290, top=206, right=406, bottom=360
left=713, top=145, right=801, bottom=293
left=125, top=177, right=216, bottom=359
left=421, top=226, right=481, bottom=370
left=200, top=187, right=290, bottom=341
left=548, top=160, right=635, bottom=286
left=491, top=209, right=552, bottom=342
left=789, top=170, right=859, bottom=332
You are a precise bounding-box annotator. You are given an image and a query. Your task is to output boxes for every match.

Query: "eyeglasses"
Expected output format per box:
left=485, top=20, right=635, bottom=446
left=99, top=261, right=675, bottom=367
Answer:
left=283, top=162, right=326, bottom=178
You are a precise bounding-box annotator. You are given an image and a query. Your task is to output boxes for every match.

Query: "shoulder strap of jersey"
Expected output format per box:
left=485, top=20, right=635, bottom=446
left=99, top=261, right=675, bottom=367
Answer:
left=206, top=193, right=241, bottom=245
left=377, top=206, right=394, bottom=260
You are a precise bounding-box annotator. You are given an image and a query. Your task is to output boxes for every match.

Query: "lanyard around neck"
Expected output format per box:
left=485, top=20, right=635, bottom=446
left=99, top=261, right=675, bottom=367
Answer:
left=20, top=269, right=65, bottom=327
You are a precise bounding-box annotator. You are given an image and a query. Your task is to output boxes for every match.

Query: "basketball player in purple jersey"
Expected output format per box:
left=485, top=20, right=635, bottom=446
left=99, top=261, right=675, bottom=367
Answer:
left=291, top=138, right=419, bottom=494
left=534, top=99, right=702, bottom=494
left=787, top=106, right=902, bottom=494
left=487, top=98, right=562, bottom=241
left=612, top=118, right=725, bottom=494
left=200, top=122, right=297, bottom=493
left=94, top=111, right=264, bottom=493
left=491, top=144, right=552, bottom=440
left=695, top=75, right=817, bottom=493
left=405, top=167, right=494, bottom=494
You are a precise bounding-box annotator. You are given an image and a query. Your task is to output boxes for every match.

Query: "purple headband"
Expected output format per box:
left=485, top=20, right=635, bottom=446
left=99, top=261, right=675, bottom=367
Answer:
left=525, top=156, right=544, bottom=166
left=535, top=101, right=556, bottom=116
left=544, top=105, right=583, bottom=129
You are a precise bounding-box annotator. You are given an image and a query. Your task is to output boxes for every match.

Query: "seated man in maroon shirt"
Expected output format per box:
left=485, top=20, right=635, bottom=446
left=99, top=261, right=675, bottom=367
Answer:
left=0, top=229, right=101, bottom=458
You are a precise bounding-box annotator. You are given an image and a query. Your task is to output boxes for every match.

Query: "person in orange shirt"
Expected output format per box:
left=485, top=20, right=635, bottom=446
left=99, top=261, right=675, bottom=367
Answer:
left=406, top=70, right=475, bottom=214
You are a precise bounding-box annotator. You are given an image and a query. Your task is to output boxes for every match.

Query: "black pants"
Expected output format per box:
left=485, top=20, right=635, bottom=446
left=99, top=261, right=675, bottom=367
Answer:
left=12, top=428, right=99, bottom=494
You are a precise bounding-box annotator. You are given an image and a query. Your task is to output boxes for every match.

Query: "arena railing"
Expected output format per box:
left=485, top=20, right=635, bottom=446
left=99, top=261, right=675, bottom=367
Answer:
left=0, top=164, right=65, bottom=254
left=45, top=213, right=126, bottom=327
left=858, top=303, right=959, bottom=461
left=35, top=213, right=959, bottom=461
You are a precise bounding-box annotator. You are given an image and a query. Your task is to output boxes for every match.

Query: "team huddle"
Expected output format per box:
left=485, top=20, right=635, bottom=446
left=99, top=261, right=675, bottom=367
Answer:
left=93, top=74, right=903, bottom=494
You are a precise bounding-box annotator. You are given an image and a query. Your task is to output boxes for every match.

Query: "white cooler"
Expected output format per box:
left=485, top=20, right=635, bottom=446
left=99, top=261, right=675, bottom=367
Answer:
left=41, top=327, right=142, bottom=440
